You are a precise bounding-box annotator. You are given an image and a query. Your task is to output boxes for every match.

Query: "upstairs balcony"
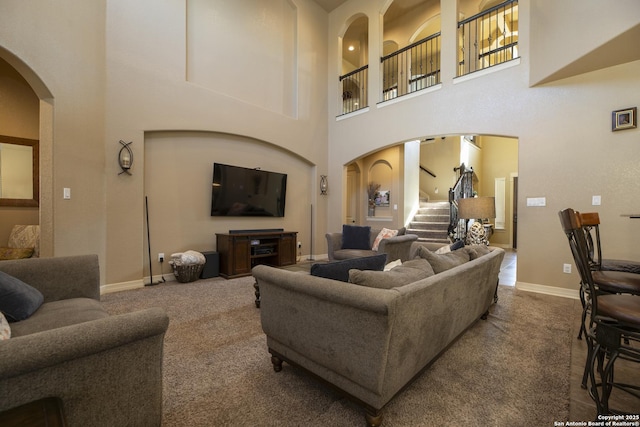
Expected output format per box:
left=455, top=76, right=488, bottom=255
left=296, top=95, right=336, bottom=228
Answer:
left=337, top=0, right=519, bottom=117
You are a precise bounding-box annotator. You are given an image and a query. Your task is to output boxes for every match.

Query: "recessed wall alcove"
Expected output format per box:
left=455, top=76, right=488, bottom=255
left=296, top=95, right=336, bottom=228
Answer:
left=143, top=131, right=315, bottom=277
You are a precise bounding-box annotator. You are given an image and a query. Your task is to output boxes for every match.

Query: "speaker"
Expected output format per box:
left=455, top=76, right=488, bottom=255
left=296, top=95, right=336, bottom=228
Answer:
left=200, top=251, right=219, bottom=279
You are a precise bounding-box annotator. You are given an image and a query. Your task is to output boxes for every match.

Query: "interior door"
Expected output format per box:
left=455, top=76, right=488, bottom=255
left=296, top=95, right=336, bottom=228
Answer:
left=346, top=169, right=357, bottom=223
left=512, top=176, right=518, bottom=249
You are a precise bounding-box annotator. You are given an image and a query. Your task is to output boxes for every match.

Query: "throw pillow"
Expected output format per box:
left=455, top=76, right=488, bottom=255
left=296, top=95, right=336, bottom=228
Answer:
left=349, top=258, right=435, bottom=289
left=0, top=247, right=35, bottom=260
left=341, top=225, right=371, bottom=250
left=0, top=312, right=10, bottom=340
left=371, top=228, right=399, bottom=251
left=416, top=245, right=470, bottom=274
left=465, top=244, right=491, bottom=260
left=0, top=271, right=44, bottom=322
left=384, top=259, right=402, bottom=271
left=435, top=240, right=465, bottom=254
left=310, top=254, right=387, bottom=283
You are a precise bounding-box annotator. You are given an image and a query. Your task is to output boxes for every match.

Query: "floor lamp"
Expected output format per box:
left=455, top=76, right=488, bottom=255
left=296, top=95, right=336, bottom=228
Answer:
left=458, top=197, right=496, bottom=245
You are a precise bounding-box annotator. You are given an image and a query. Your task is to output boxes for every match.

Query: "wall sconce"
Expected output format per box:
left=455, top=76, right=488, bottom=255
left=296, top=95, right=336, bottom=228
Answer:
left=320, top=175, right=328, bottom=195
left=118, top=140, right=133, bottom=175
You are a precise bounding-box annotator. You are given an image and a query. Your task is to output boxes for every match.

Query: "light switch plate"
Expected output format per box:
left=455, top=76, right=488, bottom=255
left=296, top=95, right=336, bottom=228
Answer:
left=63, top=188, right=71, bottom=199
left=592, top=195, right=601, bottom=206
left=526, top=197, right=546, bottom=207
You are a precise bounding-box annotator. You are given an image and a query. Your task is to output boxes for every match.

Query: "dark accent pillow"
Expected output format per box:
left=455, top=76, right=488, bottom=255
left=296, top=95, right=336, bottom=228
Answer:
left=450, top=240, right=465, bottom=251
left=348, top=258, right=435, bottom=289
left=310, top=254, right=388, bottom=283
left=341, top=225, right=371, bottom=250
left=0, top=270, right=44, bottom=322
left=416, top=245, right=470, bottom=274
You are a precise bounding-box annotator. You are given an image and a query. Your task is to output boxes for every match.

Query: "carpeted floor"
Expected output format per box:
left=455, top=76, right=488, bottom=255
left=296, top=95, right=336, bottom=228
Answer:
left=102, top=277, right=574, bottom=426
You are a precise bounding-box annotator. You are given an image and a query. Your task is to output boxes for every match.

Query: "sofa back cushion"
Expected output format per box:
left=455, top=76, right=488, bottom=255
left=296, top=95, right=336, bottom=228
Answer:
left=310, top=254, right=387, bottom=283
left=464, top=244, right=491, bottom=260
left=416, top=245, right=470, bottom=274
left=348, top=258, right=435, bottom=289
left=341, top=225, right=371, bottom=250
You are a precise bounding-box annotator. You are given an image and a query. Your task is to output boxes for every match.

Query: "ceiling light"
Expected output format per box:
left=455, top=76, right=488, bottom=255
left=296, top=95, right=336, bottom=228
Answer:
left=348, top=45, right=355, bottom=51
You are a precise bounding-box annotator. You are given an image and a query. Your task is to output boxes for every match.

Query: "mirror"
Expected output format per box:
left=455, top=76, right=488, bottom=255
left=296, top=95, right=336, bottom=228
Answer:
left=0, top=135, right=39, bottom=207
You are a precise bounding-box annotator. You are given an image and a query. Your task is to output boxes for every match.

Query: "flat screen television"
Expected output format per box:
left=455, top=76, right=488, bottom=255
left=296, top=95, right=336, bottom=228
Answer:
left=211, top=163, right=287, bottom=217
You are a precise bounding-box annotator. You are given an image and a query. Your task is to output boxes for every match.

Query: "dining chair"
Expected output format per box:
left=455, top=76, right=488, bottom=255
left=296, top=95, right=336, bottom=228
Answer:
left=574, top=212, right=640, bottom=341
left=559, top=208, right=640, bottom=415
left=581, top=212, right=640, bottom=274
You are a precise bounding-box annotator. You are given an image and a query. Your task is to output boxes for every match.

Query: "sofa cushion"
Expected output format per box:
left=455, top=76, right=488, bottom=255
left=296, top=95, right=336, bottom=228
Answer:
left=342, top=225, right=371, bottom=250
left=464, top=244, right=491, bottom=260
left=0, top=312, right=10, bottom=340
left=333, top=249, right=377, bottom=260
left=0, top=247, right=34, bottom=260
left=416, top=245, right=470, bottom=273
left=371, top=228, right=399, bottom=251
left=349, top=258, right=435, bottom=289
left=310, top=254, right=388, bottom=283
left=434, top=240, right=465, bottom=254
left=9, top=298, right=109, bottom=337
left=0, top=270, right=44, bottom=322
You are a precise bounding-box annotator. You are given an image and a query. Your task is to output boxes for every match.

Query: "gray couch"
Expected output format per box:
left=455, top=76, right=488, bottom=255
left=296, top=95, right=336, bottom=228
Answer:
left=0, top=255, right=169, bottom=426
left=326, top=227, right=418, bottom=262
left=252, top=245, right=504, bottom=426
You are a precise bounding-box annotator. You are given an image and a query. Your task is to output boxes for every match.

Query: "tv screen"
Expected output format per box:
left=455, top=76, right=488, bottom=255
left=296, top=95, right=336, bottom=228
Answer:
left=211, top=163, right=287, bottom=217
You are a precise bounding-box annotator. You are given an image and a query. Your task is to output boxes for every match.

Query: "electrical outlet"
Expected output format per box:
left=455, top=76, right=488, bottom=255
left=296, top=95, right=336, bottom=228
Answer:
left=297, top=241, right=302, bottom=249
left=158, top=253, right=165, bottom=263
left=563, top=263, right=572, bottom=274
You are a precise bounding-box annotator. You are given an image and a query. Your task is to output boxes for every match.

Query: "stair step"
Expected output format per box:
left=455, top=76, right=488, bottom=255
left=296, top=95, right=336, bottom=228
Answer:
left=413, top=214, right=449, bottom=222
left=409, top=222, right=449, bottom=231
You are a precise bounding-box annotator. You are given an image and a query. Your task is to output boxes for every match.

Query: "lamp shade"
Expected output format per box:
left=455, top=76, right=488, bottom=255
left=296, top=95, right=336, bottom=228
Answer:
left=458, top=196, right=496, bottom=220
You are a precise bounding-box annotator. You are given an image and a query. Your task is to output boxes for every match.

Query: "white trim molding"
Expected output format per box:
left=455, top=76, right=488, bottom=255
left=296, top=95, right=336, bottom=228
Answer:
left=515, top=281, right=579, bottom=300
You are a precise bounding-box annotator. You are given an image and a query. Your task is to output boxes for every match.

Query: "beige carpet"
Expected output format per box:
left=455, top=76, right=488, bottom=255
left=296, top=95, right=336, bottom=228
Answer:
left=102, top=277, right=573, bottom=426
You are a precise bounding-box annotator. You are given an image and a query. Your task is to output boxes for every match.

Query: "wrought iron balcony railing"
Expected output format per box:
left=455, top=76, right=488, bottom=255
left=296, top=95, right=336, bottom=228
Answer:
left=458, top=0, right=518, bottom=76
left=339, top=65, right=368, bottom=115
left=381, top=32, right=441, bottom=102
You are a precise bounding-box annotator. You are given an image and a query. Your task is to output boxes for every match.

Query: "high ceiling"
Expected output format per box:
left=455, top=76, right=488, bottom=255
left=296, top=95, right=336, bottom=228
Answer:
left=313, top=0, right=349, bottom=12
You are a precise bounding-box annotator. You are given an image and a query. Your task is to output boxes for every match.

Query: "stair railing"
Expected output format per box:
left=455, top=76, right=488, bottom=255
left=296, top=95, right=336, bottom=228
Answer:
left=448, top=163, right=475, bottom=241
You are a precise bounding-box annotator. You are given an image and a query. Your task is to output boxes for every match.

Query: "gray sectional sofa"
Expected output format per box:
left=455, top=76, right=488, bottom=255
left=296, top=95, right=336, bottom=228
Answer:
left=0, top=255, right=169, bottom=426
left=326, top=226, right=418, bottom=262
left=252, top=244, right=504, bottom=426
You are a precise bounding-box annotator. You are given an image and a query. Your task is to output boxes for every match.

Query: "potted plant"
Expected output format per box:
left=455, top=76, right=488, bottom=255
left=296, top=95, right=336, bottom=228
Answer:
left=367, top=182, right=380, bottom=217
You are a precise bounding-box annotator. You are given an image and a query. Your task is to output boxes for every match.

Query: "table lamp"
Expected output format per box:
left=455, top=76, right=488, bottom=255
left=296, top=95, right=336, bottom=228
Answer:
left=457, top=196, right=496, bottom=245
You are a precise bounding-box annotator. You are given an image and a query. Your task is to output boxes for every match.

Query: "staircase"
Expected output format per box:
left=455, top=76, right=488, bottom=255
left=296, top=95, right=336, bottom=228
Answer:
left=407, top=200, right=451, bottom=244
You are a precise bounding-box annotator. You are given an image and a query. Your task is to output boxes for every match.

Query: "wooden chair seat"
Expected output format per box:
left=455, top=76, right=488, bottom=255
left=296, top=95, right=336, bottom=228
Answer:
left=592, top=270, right=640, bottom=295
left=598, top=294, right=640, bottom=327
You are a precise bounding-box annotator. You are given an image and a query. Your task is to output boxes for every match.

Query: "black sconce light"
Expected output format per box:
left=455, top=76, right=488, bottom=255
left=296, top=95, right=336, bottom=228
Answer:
left=320, top=175, right=328, bottom=195
left=118, top=140, right=133, bottom=175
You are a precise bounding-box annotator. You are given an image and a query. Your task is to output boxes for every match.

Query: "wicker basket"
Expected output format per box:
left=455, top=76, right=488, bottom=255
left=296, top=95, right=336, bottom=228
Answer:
left=171, top=263, right=204, bottom=283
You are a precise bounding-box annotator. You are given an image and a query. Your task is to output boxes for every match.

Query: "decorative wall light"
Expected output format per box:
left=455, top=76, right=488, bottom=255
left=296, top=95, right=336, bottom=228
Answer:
left=320, top=175, right=328, bottom=195
left=118, top=140, right=133, bottom=175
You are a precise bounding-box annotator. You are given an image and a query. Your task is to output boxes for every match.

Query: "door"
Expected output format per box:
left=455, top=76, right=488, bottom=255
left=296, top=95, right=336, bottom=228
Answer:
left=512, top=176, right=518, bottom=249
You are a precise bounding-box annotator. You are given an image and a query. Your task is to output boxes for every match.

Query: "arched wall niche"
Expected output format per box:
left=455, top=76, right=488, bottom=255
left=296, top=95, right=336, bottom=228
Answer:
left=143, top=130, right=317, bottom=276
left=0, top=45, right=54, bottom=257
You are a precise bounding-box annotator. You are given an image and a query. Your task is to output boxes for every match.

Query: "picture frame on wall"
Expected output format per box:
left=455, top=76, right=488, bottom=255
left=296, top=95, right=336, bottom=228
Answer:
left=612, top=107, right=637, bottom=131
left=375, top=190, right=390, bottom=207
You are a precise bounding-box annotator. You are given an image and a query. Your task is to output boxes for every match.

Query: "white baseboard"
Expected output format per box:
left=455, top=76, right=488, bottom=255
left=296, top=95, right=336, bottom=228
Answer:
left=100, top=274, right=175, bottom=295
left=515, top=281, right=579, bottom=300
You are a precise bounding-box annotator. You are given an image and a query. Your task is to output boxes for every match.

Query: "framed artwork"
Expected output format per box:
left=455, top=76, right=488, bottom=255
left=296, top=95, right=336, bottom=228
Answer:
left=612, top=107, right=637, bottom=131
left=375, top=190, right=390, bottom=207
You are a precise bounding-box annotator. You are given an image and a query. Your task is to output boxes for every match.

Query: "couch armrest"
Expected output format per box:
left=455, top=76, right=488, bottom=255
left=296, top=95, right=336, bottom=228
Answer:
left=0, top=307, right=169, bottom=425
left=377, top=234, right=419, bottom=262
left=0, top=255, right=100, bottom=302
left=325, top=233, right=343, bottom=261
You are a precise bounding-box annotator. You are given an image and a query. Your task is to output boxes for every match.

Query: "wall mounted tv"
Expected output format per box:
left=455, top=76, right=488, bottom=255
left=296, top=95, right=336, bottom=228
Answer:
left=211, top=163, right=287, bottom=217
